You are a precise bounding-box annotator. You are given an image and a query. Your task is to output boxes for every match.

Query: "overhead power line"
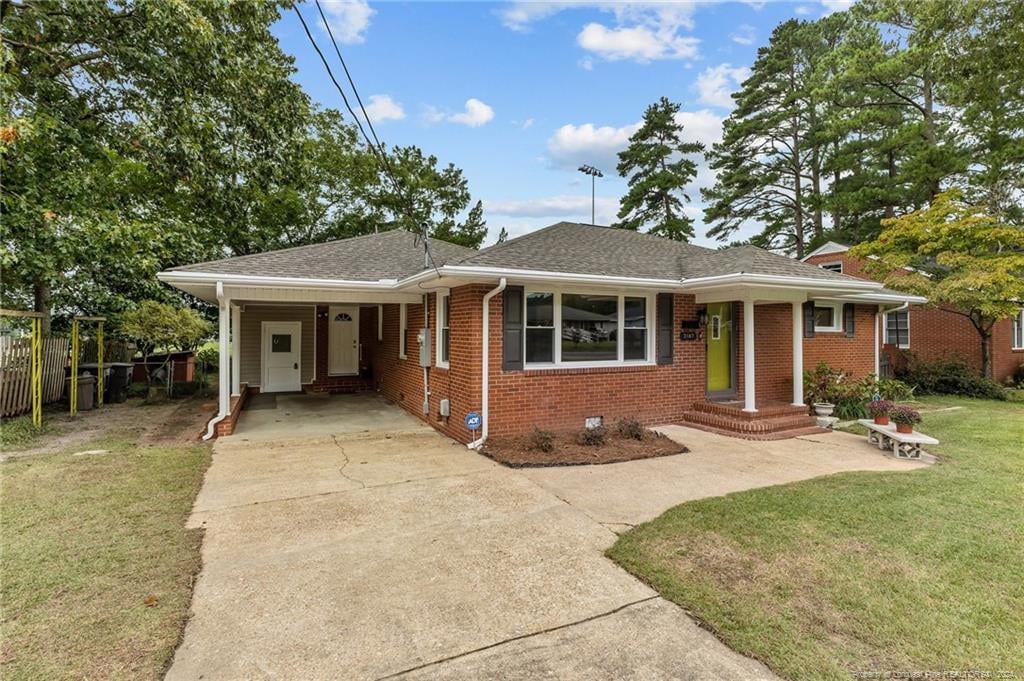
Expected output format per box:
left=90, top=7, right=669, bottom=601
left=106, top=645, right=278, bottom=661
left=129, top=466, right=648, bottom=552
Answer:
left=292, top=1, right=440, bottom=274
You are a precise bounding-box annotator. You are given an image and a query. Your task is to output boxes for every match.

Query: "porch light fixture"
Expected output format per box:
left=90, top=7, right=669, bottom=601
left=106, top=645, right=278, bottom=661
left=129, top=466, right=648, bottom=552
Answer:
left=577, top=164, right=604, bottom=225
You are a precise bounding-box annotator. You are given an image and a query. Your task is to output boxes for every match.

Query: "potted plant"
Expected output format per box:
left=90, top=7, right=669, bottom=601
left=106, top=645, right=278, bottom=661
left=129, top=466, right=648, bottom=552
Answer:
left=889, top=406, right=921, bottom=434
left=867, top=399, right=893, bottom=425
left=813, top=401, right=835, bottom=417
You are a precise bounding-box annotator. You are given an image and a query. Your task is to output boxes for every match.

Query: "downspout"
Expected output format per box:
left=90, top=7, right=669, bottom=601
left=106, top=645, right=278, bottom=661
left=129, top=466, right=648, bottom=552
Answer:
left=422, top=293, right=430, bottom=415
left=468, top=277, right=506, bottom=450
left=204, top=281, right=229, bottom=440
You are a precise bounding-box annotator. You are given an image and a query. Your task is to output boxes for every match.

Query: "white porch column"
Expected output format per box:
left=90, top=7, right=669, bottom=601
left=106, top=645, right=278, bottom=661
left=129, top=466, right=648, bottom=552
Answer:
left=218, top=296, right=230, bottom=417
left=792, top=301, right=804, bottom=406
left=743, top=298, right=756, bottom=412
left=231, top=304, right=241, bottom=397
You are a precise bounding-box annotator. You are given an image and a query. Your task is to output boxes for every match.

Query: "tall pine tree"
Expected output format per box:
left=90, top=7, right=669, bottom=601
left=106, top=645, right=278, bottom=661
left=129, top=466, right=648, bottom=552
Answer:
left=615, top=97, right=704, bottom=242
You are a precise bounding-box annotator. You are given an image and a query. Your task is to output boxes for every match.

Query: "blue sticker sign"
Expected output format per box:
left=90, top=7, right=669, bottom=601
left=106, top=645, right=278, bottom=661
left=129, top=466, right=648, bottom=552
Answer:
left=465, top=411, right=482, bottom=431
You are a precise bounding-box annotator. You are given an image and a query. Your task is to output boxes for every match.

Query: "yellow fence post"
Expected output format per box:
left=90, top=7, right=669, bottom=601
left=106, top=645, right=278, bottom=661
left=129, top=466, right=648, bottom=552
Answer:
left=31, top=317, right=42, bottom=427
left=70, top=319, right=79, bottom=417
left=96, top=321, right=104, bottom=407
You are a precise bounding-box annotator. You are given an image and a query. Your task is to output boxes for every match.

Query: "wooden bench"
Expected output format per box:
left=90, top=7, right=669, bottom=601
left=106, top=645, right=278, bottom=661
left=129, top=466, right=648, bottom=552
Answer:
left=857, top=420, right=938, bottom=459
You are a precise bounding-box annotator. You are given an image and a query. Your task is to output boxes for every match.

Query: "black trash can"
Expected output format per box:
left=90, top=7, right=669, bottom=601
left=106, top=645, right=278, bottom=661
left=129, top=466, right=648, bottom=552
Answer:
left=104, top=363, right=133, bottom=403
left=65, top=374, right=96, bottom=411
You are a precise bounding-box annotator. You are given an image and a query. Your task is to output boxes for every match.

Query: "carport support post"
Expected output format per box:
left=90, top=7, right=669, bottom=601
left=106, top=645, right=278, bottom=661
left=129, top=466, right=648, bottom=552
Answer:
left=743, top=298, right=756, bottom=413
left=791, top=301, right=804, bottom=407
left=218, top=295, right=230, bottom=419
left=231, top=304, right=241, bottom=397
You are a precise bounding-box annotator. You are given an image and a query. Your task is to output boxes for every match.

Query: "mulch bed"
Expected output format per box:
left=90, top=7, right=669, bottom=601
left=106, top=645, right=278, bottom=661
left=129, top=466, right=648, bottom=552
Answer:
left=481, top=429, right=688, bottom=468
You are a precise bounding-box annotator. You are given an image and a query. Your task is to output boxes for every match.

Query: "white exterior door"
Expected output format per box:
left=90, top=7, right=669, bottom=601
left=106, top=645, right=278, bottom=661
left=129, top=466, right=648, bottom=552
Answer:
left=329, top=305, right=360, bottom=375
left=262, top=321, right=302, bottom=392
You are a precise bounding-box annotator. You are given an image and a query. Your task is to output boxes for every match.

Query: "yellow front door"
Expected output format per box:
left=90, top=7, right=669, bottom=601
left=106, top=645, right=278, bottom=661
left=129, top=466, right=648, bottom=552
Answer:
left=706, top=302, right=733, bottom=393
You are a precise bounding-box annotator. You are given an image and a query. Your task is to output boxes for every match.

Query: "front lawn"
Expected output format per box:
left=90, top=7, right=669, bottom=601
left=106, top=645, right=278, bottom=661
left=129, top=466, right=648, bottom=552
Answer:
left=1, top=435, right=210, bottom=680
left=608, top=396, right=1024, bottom=680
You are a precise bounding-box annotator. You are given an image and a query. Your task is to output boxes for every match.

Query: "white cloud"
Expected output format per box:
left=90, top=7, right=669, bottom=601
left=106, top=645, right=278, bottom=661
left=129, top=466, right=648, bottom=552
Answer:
left=795, top=5, right=813, bottom=15
left=696, top=63, right=750, bottom=109
left=821, top=0, right=855, bottom=14
left=577, top=22, right=699, bottom=62
left=317, top=0, right=374, bottom=44
left=546, top=109, right=723, bottom=173
left=487, top=195, right=620, bottom=224
left=730, top=24, right=756, bottom=46
left=500, top=2, right=700, bottom=63
left=421, top=105, right=446, bottom=125
left=448, top=98, right=495, bottom=127
left=578, top=56, right=594, bottom=71
left=521, top=117, right=534, bottom=130
left=362, top=94, right=405, bottom=123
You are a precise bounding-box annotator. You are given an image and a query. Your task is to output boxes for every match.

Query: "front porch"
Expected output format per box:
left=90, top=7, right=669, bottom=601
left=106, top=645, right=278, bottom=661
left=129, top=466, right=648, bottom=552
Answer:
left=680, top=399, right=823, bottom=440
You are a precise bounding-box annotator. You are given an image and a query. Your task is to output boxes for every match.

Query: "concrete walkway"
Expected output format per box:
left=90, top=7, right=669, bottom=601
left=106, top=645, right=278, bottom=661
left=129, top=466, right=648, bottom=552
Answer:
left=167, top=400, right=925, bottom=680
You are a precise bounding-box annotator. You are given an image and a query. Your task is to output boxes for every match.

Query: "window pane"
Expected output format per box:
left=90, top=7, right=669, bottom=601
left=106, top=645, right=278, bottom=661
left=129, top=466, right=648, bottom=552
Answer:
left=624, top=329, right=646, bottom=360
left=526, top=328, right=554, bottom=363
left=624, top=297, right=646, bottom=328
left=441, top=328, right=450, bottom=362
left=814, top=307, right=834, bottom=328
left=561, top=293, right=618, bottom=361
left=526, top=293, right=553, bottom=327
left=442, top=295, right=450, bottom=328
left=271, top=334, right=291, bottom=353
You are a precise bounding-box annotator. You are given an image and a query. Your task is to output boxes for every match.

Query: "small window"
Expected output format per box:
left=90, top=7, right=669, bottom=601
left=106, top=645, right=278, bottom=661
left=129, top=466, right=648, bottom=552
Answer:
left=813, top=303, right=842, bottom=332
left=819, top=262, right=843, bottom=273
left=710, top=315, right=721, bottom=341
left=399, top=303, right=408, bottom=359
left=271, top=334, right=291, bottom=353
left=526, top=292, right=555, bottom=363
left=561, top=293, right=617, bottom=362
left=437, top=292, right=451, bottom=367
left=623, top=296, right=647, bottom=361
left=1013, top=309, right=1024, bottom=350
left=333, top=312, right=353, bottom=322
left=885, top=309, right=910, bottom=348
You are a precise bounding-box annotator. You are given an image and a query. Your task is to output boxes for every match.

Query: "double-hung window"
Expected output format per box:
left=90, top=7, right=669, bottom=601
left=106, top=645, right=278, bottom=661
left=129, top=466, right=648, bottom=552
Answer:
left=885, top=309, right=910, bottom=348
left=436, top=291, right=450, bottom=368
left=523, top=289, right=652, bottom=367
left=1013, top=309, right=1024, bottom=350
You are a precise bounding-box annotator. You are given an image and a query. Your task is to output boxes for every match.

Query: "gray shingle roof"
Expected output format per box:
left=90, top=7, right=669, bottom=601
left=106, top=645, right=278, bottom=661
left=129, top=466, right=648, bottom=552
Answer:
left=169, top=229, right=474, bottom=281
left=677, top=244, right=858, bottom=282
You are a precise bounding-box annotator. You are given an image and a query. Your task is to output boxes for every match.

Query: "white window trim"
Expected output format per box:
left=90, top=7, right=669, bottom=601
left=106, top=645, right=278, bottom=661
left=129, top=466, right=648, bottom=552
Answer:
left=398, top=303, right=408, bottom=359
left=1013, top=309, right=1024, bottom=350
left=818, top=261, right=843, bottom=274
left=813, top=302, right=844, bottom=333
left=523, top=285, right=655, bottom=370
left=885, top=309, right=911, bottom=349
left=435, top=289, right=450, bottom=369
left=377, top=304, right=383, bottom=341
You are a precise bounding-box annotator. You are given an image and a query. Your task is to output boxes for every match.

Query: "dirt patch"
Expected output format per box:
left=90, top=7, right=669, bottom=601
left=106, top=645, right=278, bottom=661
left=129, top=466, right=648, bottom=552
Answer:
left=482, top=429, right=687, bottom=467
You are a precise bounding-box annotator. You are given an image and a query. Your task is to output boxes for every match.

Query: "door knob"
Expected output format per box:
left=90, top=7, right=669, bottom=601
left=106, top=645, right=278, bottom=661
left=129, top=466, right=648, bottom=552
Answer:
left=293, top=362, right=298, bottom=370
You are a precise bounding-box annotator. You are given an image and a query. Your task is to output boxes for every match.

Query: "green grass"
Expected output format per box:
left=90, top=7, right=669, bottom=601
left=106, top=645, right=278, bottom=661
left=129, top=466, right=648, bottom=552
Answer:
left=1, top=437, right=211, bottom=680
left=608, top=396, right=1024, bottom=680
left=0, top=416, right=57, bottom=450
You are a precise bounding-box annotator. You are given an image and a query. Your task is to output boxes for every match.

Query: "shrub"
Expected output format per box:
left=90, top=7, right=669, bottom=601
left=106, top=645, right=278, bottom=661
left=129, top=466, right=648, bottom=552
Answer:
left=889, top=405, right=921, bottom=426
left=867, top=400, right=893, bottom=418
left=575, top=425, right=607, bottom=447
left=615, top=417, right=644, bottom=440
left=527, top=428, right=556, bottom=453
left=876, top=377, right=915, bottom=401
left=898, top=355, right=1007, bottom=400
left=195, top=345, right=219, bottom=371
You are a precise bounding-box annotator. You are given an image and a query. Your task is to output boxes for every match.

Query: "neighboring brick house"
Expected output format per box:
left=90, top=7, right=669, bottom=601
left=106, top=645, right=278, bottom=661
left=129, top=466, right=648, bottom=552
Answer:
left=159, top=224, right=924, bottom=441
left=803, top=241, right=1024, bottom=384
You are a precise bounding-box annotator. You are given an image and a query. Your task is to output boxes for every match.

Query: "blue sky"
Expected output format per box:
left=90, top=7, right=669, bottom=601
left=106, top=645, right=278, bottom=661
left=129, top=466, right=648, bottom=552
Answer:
left=273, top=1, right=852, bottom=247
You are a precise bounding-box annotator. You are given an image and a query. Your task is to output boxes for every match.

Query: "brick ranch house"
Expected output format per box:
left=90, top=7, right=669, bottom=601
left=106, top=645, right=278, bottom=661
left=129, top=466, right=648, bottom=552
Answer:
left=158, top=223, right=924, bottom=442
left=802, top=241, right=1024, bottom=384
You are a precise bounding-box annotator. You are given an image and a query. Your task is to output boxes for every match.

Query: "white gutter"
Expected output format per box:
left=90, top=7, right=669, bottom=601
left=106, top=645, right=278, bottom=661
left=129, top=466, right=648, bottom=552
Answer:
left=203, top=281, right=229, bottom=440
left=468, top=277, right=506, bottom=450
left=677, top=272, right=882, bottom=291
left=158, top=270, right=400, bottom=290
left=436, top=265, right=680, bottom=289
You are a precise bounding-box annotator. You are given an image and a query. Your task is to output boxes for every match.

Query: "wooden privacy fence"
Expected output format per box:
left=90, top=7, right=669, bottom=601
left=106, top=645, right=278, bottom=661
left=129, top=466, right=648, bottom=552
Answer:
left=0, top=337, right=70, bottom=418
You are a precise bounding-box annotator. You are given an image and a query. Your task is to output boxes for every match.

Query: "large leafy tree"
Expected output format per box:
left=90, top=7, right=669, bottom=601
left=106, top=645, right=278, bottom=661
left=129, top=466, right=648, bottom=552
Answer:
left=850, top=191, right=1024, bottom=378
left=614, top=97, right=704, bottom=242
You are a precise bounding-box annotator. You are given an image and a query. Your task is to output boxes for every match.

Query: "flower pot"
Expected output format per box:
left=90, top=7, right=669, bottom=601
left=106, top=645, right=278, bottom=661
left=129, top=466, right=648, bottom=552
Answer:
left=895, top=422, right=913, bottom=434
left=873, top=415, right=890, bottom=426
left=813, top=402, right=835, bottom=417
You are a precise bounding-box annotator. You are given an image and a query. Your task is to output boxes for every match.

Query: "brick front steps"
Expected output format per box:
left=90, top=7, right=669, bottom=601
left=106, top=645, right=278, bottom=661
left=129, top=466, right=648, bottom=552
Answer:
left=679, top=400, right=827, bottom=440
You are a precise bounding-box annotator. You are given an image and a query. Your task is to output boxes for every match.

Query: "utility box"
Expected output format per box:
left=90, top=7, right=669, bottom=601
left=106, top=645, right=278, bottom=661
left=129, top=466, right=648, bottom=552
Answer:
left=418, top=328, right=432, bottom=367
left=439, top=398, right=450, bottom=417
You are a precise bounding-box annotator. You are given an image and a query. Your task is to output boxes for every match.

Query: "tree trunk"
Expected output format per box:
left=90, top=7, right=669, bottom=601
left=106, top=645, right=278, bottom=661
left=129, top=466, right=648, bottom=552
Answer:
left=970, top=311, right=995, bottom=379
left=884, top=150, right=896, bottom=219
left=33, top=280, right=51, bottom=334
left=922, top=71, right=940, bottom=200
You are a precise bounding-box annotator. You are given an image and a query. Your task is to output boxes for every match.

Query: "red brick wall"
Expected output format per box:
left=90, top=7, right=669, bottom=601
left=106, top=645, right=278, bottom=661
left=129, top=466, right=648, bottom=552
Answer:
left=486, top=292, right=707, bottom=437
left=805, top=250, right=1022, bottom=382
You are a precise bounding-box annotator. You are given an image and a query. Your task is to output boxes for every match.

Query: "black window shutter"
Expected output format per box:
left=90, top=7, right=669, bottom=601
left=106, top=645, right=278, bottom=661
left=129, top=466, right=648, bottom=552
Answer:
left=656, top=293, right=673, bottom=365
left=803, top=301, right=816, bottom=338
left=844, top=303, right=856, bottom=337
left=502, top=286, right=524, bottom=371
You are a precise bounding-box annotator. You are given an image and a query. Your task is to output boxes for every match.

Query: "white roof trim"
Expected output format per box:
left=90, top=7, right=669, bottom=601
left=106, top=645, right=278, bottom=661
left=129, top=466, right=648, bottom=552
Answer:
left=801, top=241, right=850, bottom=261
left=677, top=272, right=881, bottom=292
left=433, top=265, right=681, bottom=288
left=830, top=292, right=928, bottom=304
left=157, top=270, right=400, bottom=289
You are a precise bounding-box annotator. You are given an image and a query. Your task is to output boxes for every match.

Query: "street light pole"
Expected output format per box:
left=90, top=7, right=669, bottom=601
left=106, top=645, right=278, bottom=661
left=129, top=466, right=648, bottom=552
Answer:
left=577, top=164, right=603, bottom=225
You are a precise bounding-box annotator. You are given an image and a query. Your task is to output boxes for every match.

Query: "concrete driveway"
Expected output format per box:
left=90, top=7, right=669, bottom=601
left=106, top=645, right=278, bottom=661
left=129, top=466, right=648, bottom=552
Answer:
left=167, top=397, right=925, bottom=680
